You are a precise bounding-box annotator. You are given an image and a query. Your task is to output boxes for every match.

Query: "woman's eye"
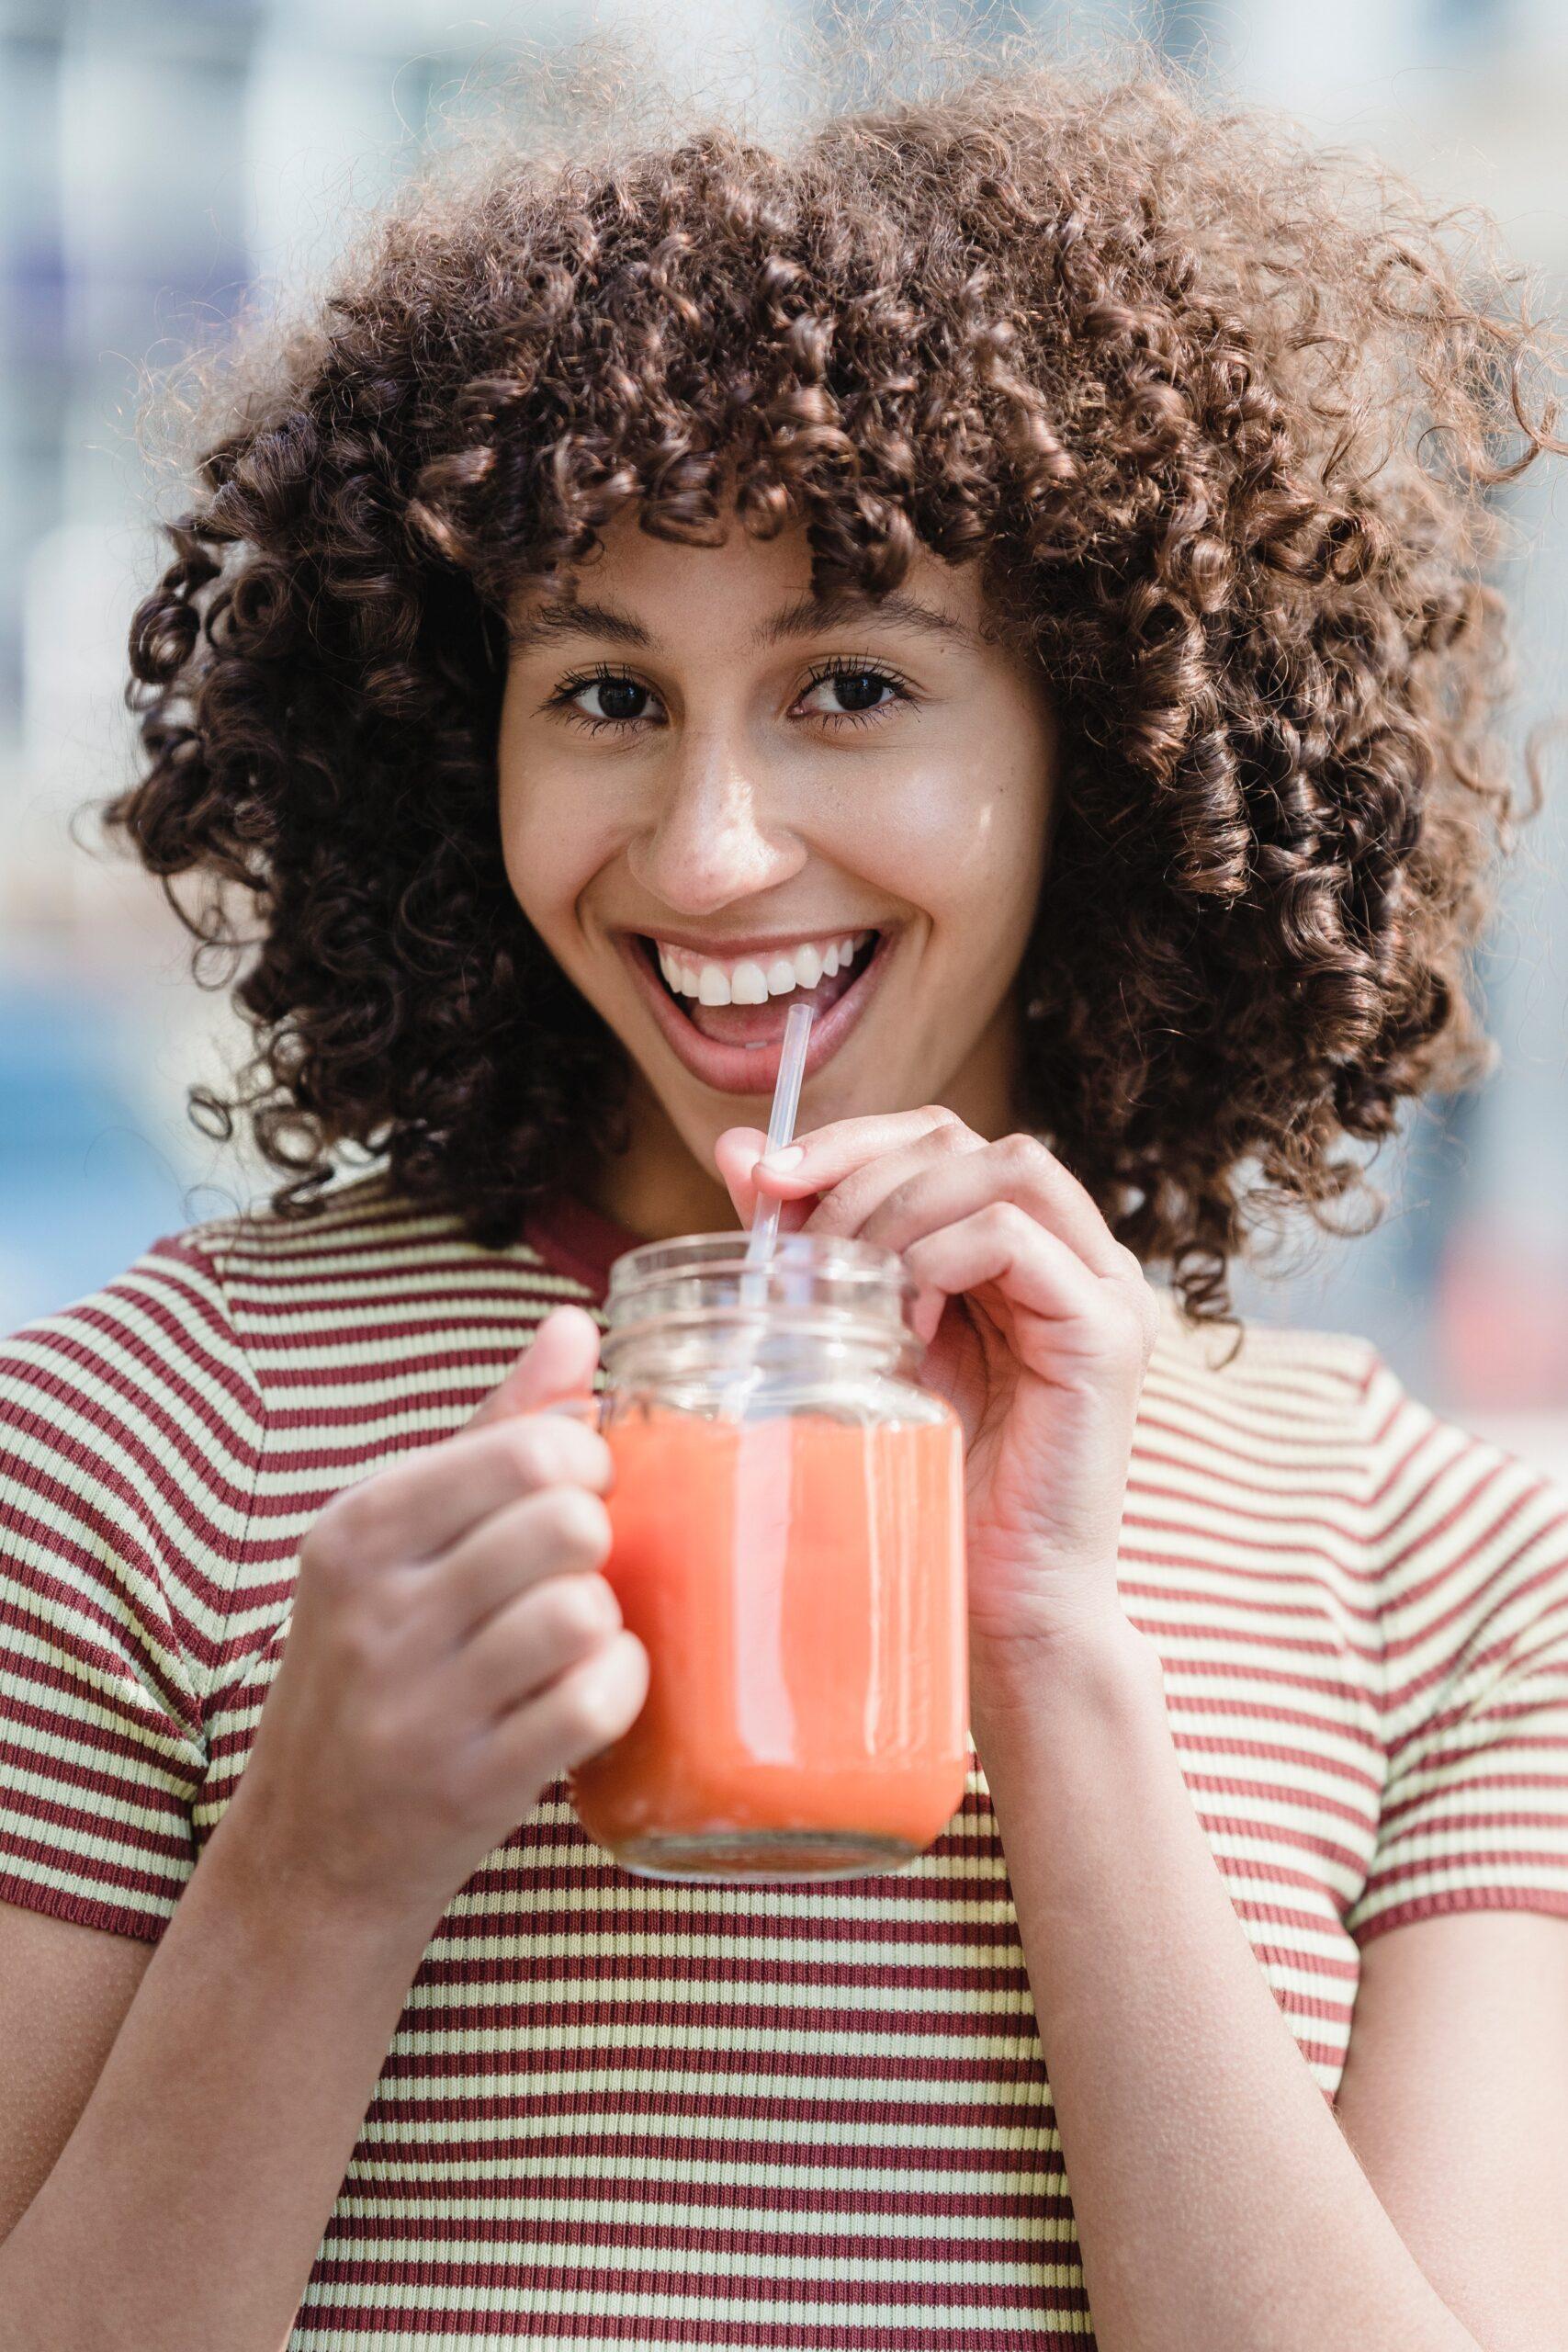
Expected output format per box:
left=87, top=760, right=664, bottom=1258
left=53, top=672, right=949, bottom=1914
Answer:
left=556, top=673, right=659, bottom=728
left=800, top=667, right=906, bottom=720
left=580, top=676, right=650, bottom=724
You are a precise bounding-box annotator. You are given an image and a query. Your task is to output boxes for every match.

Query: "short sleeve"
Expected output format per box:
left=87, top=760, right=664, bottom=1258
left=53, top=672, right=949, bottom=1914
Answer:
left=0, top=1233, right=265, bottom=1943
left=1345, top=1353, right=1568, bottom=1946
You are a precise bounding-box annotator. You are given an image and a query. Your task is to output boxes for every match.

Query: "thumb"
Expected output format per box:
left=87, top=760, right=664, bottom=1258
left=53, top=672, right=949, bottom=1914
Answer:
left=469, top=1304, right=602, bottom=1428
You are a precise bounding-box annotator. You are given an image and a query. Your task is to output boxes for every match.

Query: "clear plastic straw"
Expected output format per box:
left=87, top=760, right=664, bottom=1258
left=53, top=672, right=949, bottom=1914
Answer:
left=721, top=998, right=814, bottom=1410
left=741, top=999, right=814, bottom=1298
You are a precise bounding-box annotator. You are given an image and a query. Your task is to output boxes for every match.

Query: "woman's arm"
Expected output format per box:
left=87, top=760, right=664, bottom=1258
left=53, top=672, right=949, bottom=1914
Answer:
left=973, top=1624, right=1566, bottom=2352
left=0, top=1828, right=429, bottom=2352
left=0, top=1305, right=649, bottom=2352
left=0, top=1908, right=152, bottom=2238
left=723, top=1114, right=1567, bottom=2352
left=1337, top=1911, right=1568, bottom=2350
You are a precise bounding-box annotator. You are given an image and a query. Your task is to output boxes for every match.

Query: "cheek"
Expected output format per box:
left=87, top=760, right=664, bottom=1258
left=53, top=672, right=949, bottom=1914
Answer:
left=497, top=696, right=582, bottom=927
left=849, top=762, right=1047, bottom=933
left=945, top=704, right=1055, bottom=927
left=496, top=791, right=552, bottom=928
left=496, top=761, right=615, bottom=936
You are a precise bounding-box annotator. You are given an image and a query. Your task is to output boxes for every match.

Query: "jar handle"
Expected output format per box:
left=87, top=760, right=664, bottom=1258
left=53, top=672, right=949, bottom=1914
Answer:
left=536, top=1391, right=611, bottom=1433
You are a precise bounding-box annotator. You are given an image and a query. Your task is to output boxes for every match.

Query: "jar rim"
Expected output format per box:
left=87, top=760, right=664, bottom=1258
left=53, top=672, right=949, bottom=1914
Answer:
left=604, top=1227, right=913, bottom=1305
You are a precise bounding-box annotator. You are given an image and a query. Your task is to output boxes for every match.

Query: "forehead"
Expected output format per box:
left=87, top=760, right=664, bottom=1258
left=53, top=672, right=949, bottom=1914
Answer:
left=505, top=508, right=990, bottom=653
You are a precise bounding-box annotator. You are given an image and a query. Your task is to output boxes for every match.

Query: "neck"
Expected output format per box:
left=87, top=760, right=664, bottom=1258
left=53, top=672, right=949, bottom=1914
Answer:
left=587, top=1104, right=741, bottom=1242
left=583, top=994, right=1024, bottom=1245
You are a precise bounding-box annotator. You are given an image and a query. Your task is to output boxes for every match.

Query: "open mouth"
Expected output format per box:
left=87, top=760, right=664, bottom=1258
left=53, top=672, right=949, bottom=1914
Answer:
left=616, top=924, right=896, bottom=1097
left=633, top=929, right=881, bottom=1046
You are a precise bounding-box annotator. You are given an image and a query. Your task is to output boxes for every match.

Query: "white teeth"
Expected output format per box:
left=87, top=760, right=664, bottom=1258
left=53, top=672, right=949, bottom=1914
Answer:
left=661, top=948, right=696, bottom=996
left=650, top=928, right=875, bottom=1008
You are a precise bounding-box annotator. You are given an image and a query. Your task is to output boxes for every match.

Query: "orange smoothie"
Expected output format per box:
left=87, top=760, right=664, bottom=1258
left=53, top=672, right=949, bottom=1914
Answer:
left=570, top=1405, right=970, bottom=1879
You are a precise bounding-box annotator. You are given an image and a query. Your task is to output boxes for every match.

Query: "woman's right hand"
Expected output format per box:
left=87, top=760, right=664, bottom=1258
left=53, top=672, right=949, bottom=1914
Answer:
left=219, top=1304, right=648, bottom=1941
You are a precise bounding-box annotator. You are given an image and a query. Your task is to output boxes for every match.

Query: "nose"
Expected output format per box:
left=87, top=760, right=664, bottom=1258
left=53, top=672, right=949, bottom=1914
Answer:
left=624, top=724, right=807, bottom=915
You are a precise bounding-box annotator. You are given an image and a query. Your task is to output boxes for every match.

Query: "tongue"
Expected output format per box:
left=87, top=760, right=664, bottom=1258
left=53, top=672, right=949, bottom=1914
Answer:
left=685, top=961, right=860, bottom=1046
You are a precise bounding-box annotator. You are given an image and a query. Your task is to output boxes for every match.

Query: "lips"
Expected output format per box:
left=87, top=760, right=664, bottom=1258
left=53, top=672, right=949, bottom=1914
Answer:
left=615, top=926, right=897, bottom=1097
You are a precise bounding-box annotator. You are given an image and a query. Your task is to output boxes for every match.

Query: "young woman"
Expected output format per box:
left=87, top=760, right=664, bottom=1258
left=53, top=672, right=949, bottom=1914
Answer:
left=1, top=54, right=1565, bottom=2352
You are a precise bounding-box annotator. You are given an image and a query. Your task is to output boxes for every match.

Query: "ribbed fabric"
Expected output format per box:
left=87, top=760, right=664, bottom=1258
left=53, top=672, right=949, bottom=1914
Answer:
left=2, top=1169, right=1566, bottom=2348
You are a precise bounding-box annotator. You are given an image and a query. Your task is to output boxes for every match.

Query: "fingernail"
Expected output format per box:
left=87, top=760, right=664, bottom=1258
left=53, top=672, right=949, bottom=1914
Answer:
left=757, top=1144, right=805, bottom=1173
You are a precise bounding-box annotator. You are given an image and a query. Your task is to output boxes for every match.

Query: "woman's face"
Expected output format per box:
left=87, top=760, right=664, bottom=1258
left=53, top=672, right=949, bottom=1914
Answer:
left=498, top=510, right=1057, bottom=1214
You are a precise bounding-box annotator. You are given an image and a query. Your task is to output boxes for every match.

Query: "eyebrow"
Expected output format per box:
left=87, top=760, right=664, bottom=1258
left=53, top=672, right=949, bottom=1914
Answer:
left=506, top=586, right=980, bottom=658
left=753, top=589, right=979, bottom=652
left=507, top=600, right=650, bottom=657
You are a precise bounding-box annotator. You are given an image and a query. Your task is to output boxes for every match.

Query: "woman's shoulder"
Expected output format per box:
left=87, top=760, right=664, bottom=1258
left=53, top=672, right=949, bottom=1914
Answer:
left=1144, top=1280, right=1567, bottom=1591
left=1147, top=1278, right=1381, bottom=1388
left=154, top=1168, right=539, bottom=1297
left=1141, top=1287, right=1568, bottom=1949
left=0, top=1174, right=598, bottom=1736
left=1144, top=1280, right=1568, bottom=1625
left=2, top=1170, right=591, bottom=1394
left=1143, top=1280, right=1387, bottom=1476
left=0, top=1172, right=595, bottom=1581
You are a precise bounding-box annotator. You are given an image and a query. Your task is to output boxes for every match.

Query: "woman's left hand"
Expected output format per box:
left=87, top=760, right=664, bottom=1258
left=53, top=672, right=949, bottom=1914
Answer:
left=716, top=1109, right=1160, bottom=1668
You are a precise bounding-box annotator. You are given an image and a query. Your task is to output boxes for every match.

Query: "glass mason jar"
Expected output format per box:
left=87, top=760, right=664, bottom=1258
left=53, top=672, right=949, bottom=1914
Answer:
left=565, top=1229, right=970, bottom=1883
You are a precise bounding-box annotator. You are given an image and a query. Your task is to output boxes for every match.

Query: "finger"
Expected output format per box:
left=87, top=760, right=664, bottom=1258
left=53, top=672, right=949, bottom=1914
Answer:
left=312, top=1412, right=613, bottom=1572
left=449, top=1568, right=625, bottom=1719
left=715, top=1105, right=967, bottom=1219
left=425, top=1484, right=614, bottom=1637
left=798, top=1125, right=989, bottom=1243
left=904, top=1204, right=1144, bottom=1356
left=713, top=1125, right=769, bottom=1224
left=859, top=1133, right=1134, bottom=1282
left=469, top=1305, right=603, bottom=1429
left=483, top=1630, right=650, bottom=1791
left=712, top=1125, right=815, bottom=1232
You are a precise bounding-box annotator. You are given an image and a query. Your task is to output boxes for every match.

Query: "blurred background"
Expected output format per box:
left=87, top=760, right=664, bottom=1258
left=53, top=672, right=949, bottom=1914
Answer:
left=1, top=0, right=1564, bottom=1473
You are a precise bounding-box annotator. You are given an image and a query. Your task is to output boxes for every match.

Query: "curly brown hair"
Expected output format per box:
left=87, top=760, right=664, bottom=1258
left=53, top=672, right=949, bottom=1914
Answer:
left=107, top=37, right=1563, bottom=1329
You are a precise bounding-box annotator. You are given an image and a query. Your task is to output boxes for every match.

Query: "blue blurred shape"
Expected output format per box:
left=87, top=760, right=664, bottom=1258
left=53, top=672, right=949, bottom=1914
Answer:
left=0, top=977, right=193, bottom=1333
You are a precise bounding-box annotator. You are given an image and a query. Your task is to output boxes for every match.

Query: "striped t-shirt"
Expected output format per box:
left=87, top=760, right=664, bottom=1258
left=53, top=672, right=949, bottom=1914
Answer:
left=2, top=1170, right=1567, bottom=2350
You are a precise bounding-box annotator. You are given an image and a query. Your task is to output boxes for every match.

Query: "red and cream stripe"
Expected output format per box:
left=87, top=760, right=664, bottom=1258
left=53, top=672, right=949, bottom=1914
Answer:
left=2, top=1171, right=1565, bottom=2348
